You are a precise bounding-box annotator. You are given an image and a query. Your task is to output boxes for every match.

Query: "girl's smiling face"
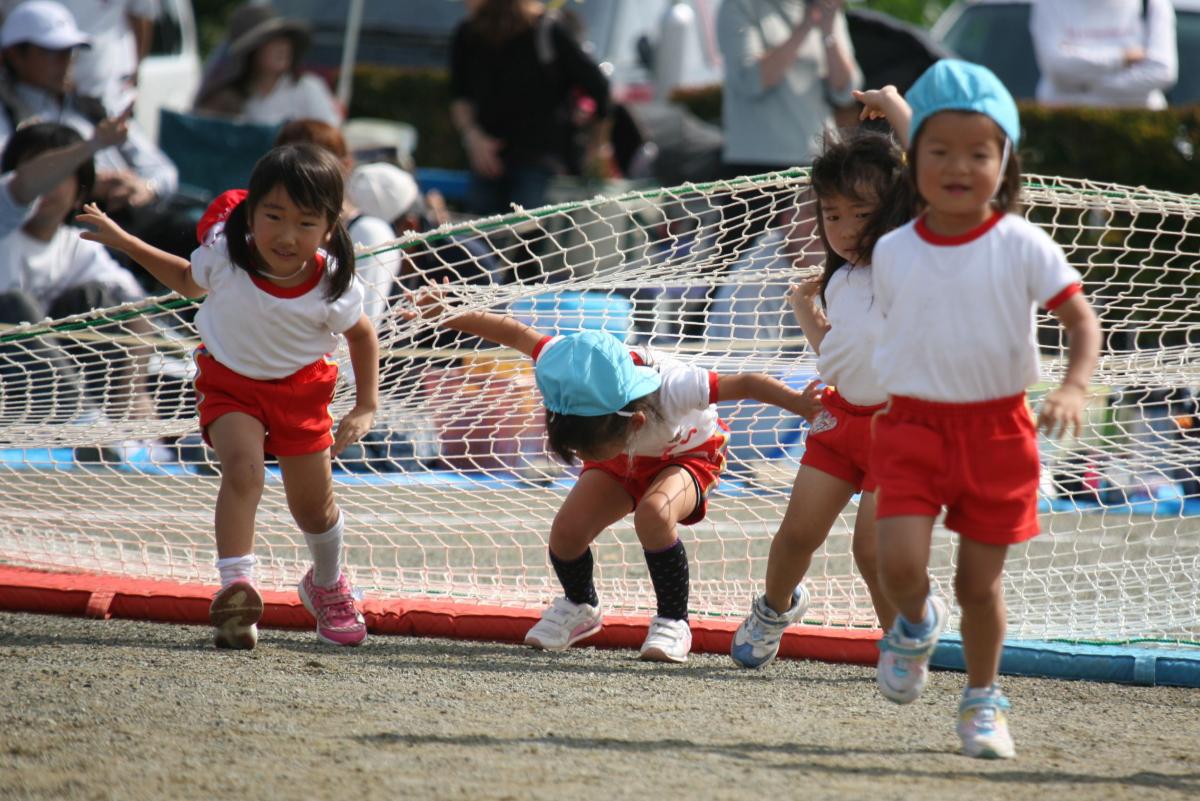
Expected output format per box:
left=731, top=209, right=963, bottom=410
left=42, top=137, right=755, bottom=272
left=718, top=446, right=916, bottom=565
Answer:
left=249, top=185, right=332, bottom=277
left=914, top=111, right=1006, bottom=227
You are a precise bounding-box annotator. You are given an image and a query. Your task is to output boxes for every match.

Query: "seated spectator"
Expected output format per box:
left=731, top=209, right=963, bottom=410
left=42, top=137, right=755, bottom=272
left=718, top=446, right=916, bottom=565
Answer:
left=272, top=119, right=396, bottom=326
left=53, top=0, right=160, bottom=115
left=193, top=4, right=341, bottom=128
left=1031, top=0, right=1178, bottom=109
left=0, top=1, right=195, bottom=269
left=0, top=119, right=154, bottom=426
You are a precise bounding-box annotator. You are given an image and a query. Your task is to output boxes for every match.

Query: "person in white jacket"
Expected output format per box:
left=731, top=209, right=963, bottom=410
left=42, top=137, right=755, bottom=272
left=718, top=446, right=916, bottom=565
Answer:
left=1030, top=0, right=1178, bottom=109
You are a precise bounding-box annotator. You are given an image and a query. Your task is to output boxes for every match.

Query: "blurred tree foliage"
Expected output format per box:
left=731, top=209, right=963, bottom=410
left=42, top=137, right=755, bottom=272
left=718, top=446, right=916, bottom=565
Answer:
left=193, top=0, right=244, bottom=58
left=858, top=0, right=955, bottom=27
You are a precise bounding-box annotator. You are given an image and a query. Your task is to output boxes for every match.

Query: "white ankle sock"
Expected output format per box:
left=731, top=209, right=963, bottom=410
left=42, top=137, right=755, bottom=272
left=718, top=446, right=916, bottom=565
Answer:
left=304, top=512, right=345, bottom=588
left=216, top=554, right=256, bottom=588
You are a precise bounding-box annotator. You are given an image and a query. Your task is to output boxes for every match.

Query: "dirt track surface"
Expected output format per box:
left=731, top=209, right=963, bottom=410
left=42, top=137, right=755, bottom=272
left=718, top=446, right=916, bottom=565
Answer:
left=0, top=611, right=1197, bottom=801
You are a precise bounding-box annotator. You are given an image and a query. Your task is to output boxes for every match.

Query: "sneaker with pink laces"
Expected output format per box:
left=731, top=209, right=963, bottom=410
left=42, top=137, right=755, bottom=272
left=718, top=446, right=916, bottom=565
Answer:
left=209, top=580, right=264, bottom=650
left=298, top=569, right=367, bottom=646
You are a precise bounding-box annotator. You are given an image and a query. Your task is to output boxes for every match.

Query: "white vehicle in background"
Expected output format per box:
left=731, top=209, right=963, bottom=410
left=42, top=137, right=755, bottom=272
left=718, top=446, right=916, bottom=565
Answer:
left=134, top=0, right=201, bottom=142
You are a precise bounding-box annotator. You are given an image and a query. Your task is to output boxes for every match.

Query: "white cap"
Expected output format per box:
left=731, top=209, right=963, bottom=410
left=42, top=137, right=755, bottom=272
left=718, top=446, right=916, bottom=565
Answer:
left=0, top=1, right=91, bottom=50
left=347, top=163, right=421, bottom=224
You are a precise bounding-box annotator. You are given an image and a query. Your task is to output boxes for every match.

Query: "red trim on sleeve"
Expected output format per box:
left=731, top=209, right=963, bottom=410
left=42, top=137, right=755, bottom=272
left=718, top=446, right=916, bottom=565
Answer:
left=249, top=252, right=326, bottom=298
left=629, top=350, right=645, bottom=366
left=1044, top=282, right=1083, bottom=311
left=707, top=371, right=720, bottom=404
left=530, top=335, right=554, bottom=363
left=915, top=210, right=1004, bottom=246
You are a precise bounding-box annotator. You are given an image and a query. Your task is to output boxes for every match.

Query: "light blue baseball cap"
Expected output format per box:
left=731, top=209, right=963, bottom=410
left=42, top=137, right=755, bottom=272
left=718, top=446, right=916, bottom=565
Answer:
left=906, top=59, right=1021, bottom=146
left=534, top=331, right=662, bottom=417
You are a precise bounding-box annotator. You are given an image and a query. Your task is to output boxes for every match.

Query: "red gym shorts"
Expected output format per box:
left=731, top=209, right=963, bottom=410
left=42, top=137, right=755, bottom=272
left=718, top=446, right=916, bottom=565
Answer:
left=871, top=393, right=1042, bottom=546
left=800, top=387, right=886, bottom=492
left=583, top=431, right=728, bottom=526
left=194, top=348, right=339, bottom=457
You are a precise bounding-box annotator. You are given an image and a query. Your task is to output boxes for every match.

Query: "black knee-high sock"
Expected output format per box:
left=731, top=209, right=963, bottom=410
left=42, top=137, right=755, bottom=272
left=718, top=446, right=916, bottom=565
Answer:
left=645, top=539, right=689, bottom=621
left=549, top=547, right=599, bottom=607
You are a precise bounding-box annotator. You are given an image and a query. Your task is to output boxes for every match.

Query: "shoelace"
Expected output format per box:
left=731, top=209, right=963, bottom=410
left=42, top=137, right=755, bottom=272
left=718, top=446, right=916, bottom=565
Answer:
left=316, top=589, right=358, bottom=626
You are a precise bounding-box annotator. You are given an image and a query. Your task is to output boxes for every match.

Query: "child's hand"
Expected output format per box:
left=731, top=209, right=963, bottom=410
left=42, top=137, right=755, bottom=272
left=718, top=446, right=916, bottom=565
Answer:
left=853, top=85, right=903, bottom=122
left=76, top=203, right=131, bottom=250
left=786, top=278, right=823, bottom=324
left=1038, top=383, right=1088, bottom=439
left=795, top=378, right=824, bottom=423
left=401, top=278, right=453, bottom=322
left=332, top=405, right=375, bottom=456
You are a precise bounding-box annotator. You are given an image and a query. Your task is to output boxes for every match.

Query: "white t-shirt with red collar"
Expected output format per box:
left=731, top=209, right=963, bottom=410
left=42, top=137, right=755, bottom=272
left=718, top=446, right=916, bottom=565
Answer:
left=533, top=336, right=722, bottom=459
left=871, top=212, right=1082, bottom=403
left=817, top=263, right=888, bottom=407
left=191, top=236, right=364, bottom=381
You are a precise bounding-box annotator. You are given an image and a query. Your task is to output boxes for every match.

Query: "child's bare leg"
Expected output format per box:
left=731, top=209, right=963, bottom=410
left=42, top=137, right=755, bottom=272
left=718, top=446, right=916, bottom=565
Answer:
left=876, top=515, right=936, bottom=622
left=546, top=469, right=632, bottom=604
left=635, top=466, right=697, bottom=660
left=207, top=413, right=266, bottom=558
left=634, top=466, right=698, bottom=552
left=954, top=538, right=1009, bottom=688
left=279, top=449, right=341, bottom=586
left=850, top=491, right=896, bottom=630
left=765, top=466, right=855, bottom=614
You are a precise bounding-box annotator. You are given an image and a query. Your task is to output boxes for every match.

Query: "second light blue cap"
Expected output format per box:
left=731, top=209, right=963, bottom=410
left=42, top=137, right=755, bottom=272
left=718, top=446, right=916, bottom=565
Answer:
left=534, top=330, right=662, bottom=417
left=906, top=59, right=1021, bottom=146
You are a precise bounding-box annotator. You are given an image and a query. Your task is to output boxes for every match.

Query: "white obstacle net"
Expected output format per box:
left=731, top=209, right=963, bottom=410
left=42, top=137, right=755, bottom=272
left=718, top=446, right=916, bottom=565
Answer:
left=1, top=170, right=1197, bottom=644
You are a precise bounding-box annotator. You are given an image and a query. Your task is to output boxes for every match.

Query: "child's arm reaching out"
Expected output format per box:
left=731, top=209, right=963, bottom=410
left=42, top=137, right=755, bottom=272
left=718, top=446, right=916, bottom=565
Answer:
left=77, top=203, right=205, bottom=298
left=718, top=373, right=822, bottom=423
left=404, top=282, right=545, bottom=357
left=333, top=314, right=380, bottom=456
left=1038, top=293, right=1101, bottom=439
left=852, top=85, right=913, bottom=149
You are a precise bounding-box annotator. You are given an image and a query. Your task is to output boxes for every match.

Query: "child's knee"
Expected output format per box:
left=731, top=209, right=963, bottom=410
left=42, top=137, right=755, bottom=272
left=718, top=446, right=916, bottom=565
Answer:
left=291, top=498, right=339, bottom=534
left=632, top=496, right=675, bottom=537
left=954, top=571, right=1003, bottom=608
left=878, top=556, right=925, bottom=592
left=221, top=455, right=264, bottom=498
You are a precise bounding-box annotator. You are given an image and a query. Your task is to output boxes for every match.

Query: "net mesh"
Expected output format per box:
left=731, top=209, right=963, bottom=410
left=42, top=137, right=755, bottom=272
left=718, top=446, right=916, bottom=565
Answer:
left=1, top=170, right=1198, bottom=643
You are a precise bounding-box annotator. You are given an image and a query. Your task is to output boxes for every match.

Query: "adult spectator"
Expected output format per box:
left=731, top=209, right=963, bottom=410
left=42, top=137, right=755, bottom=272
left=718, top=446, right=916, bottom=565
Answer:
left=448, top=0, right=609, bottom=217
left=193, top=4, right=341, bottom=127
left=1031, top=0, right=1178, bottom=109
left=0, top=1, right=189, bottom=270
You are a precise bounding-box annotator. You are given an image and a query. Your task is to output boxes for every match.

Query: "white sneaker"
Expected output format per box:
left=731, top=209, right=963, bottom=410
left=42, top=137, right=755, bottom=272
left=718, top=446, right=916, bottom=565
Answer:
left=730, top=585, right=809, bottom=669
left=958, top=685, right=1016, bottom=759
left=524, top=597, right=603, bottom=651
left=639, top=616, right=692, bottom=663
left=876, top=595, right=949, bottom=704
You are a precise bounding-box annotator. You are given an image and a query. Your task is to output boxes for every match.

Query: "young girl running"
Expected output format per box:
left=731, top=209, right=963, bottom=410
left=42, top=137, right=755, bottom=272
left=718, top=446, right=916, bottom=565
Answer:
left=868, top=60, right=1100, bottom=759
left=731, top=88, right=917, bottom=669
left=78, top=144, right=380, bottom=650
left=405, top=293, right=820, bottom=663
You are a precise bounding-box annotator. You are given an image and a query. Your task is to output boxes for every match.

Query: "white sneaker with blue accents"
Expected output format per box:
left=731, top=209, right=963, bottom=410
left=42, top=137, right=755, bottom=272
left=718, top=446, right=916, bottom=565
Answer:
left=730, top=584, right=810, bottom=669
left=876, top=595, right=949, bottom=704
left=958, top=685, right=1016, bottom=759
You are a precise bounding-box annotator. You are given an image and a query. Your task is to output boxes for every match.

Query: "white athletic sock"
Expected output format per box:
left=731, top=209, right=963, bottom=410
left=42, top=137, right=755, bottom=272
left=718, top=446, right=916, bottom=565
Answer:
left=304, top=512, right=345, bottom=588
left=216, top=554, right=256, bottom=588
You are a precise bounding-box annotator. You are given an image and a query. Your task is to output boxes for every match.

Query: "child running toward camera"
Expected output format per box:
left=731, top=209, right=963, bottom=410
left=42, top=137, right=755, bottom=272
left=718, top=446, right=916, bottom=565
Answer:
left=405, top=290, right=820, bottom=663
left=731, top=87, right=918, bottom=669
left=79, top=144, right=380, bottom=650
left=867, top=60, right=1100, bottom=758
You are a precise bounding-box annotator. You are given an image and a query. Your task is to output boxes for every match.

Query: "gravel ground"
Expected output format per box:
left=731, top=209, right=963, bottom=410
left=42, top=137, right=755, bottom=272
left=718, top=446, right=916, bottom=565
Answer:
left=0, top=611, right=1197, bottom=801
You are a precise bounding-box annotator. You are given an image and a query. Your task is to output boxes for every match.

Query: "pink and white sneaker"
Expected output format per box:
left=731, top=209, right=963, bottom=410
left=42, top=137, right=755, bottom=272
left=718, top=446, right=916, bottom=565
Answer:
left=298, top=569, right=367, bottom=646
left=209, top=580, right=264, bottom=650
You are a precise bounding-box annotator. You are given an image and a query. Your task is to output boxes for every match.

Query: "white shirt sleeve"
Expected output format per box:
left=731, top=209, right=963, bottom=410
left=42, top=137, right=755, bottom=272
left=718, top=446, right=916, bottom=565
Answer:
left=1021, top=223, right=1083, bottom=308
left=326, top=273, right=365, bottom=334
left=651, top=351, right=715, bottom=420
left=0, top=173, right=34, bottom=239
left=1091, top=0, right=1178, bottom=96
left=69, top=235, right=145, bottom=301
left=188, top=241, right=228, bottom=292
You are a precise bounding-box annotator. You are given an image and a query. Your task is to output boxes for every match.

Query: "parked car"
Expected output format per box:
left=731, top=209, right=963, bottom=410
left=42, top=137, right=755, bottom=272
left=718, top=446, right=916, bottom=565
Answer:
left=932, top=0, right=1200, bottom=105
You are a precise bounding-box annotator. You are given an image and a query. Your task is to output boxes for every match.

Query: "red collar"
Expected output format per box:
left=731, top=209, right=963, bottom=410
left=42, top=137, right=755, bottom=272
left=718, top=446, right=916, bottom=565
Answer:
left=249, top=251, right=327, bottom=298
left=915, top=210, right=1004, bottom=246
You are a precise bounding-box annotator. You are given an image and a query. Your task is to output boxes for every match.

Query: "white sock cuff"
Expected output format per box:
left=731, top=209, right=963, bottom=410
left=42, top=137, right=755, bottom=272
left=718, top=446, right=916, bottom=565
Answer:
left=215, top=554, right=256, bottom=569
left=305, top=511, right=345, bottom=544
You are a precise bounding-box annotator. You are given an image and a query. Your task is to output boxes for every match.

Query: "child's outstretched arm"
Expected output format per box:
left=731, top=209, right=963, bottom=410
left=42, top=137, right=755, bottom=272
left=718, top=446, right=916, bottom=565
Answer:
left=333, top=314, right=380, bottom=456
left=718, top=373, right=823, bottom=423
left=852, top=85, right=913, bottom=149
left=9, top=114, right=129, bottom=205
left=1038, top=293, right=1101, bottom=439
left=77, top=203, right=204, bottom=298
left=404, top=283, right=545, bottom=357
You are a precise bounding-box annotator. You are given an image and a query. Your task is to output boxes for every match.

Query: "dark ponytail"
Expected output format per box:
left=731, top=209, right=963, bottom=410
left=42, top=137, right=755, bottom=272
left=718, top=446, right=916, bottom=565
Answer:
left=221, top=143, right=356, bottom=302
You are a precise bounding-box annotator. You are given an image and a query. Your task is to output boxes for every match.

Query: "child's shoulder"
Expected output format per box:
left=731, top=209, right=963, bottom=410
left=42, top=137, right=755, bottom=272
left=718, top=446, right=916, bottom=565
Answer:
left=874, top=219, right=920, bottom=253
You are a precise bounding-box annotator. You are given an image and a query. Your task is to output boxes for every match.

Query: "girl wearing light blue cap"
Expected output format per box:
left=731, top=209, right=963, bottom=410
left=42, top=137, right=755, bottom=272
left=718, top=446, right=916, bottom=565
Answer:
left=406, top=292, right=819, bottom=663
left=867, top=59, right=1101, bottom=759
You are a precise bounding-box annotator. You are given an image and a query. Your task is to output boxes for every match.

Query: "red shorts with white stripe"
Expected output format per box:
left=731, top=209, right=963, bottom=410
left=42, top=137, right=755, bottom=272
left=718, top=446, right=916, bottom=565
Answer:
left=194, top=348, right=339, bottom=457
left=871, top=393, right=1042, bottom=546
left=800, top=387, right=886, bottom=493
left=582, top=431, right=728, bottom=526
